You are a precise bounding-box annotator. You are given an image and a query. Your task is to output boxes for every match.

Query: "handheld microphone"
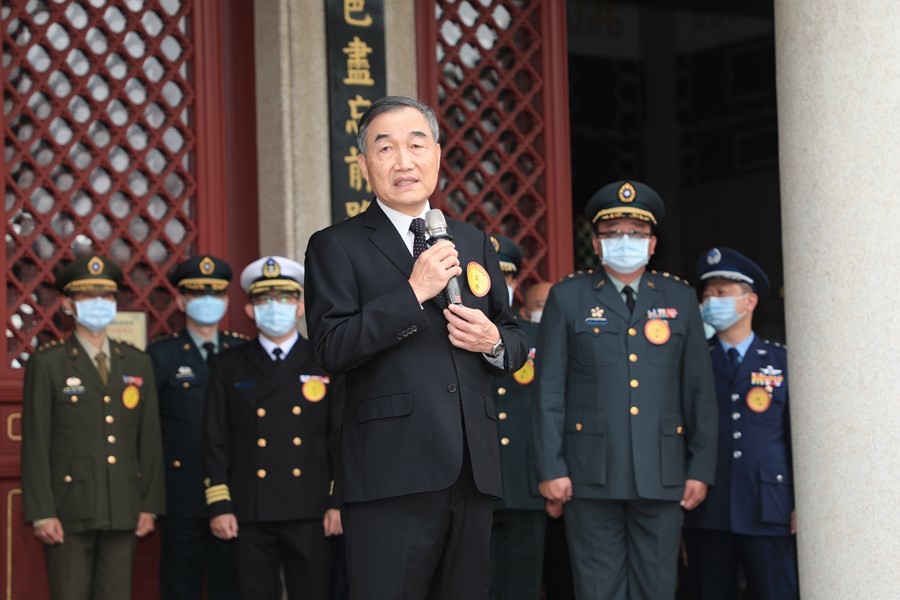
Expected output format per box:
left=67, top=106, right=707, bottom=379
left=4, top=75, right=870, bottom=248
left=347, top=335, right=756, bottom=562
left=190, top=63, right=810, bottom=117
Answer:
left=424, top=208, right=463, bottom=305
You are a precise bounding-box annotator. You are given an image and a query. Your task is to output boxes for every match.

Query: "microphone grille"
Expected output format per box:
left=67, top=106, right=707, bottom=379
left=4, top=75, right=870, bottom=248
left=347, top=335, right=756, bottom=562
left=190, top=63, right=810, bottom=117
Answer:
left=424, top=208, right=447, bottom=232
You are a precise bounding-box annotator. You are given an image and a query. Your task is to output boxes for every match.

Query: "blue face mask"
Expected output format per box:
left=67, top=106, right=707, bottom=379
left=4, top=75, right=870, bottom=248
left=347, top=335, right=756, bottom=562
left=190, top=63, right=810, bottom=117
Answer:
left=600, top=235, right=650, bottom=274
left=700, top=295, right=747, bottom=332
left=186, top=296, right=227, bottom=326
left=253, top=302, right=297, bottom=339
left=74, top=298, right=117, bottom=332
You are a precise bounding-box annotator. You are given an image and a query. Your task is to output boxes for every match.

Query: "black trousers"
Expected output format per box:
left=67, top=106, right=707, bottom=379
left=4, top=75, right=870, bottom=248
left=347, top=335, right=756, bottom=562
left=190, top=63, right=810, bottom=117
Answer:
left=342, top=448, right=493, bottom=600
left=44, top=529, right=136, bottom=600
left=489, top=508, right=546, bottom=600
left=159, top=516, right=239, bottom=600
left=682, top=528, right=799, bottom=600
left=235, top=518, right=331, bottom=600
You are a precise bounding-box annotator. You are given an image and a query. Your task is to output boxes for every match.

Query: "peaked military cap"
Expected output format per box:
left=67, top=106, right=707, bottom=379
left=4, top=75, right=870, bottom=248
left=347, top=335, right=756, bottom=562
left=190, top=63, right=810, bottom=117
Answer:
left=55, top=255, right=123, bottom=293
left=489, top=234, right=523, bottom=275
left=170, top=255, right=232, bottom=291
left=696, top=247, right=770, bottom=294
left=239, top=256, right=304, bottom=295
left=585, top=180, right=666, bottom=226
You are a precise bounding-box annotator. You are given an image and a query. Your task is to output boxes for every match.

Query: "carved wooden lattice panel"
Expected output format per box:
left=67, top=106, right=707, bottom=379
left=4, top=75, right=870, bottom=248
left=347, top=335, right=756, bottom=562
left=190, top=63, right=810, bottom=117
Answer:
left=3, top=0, right=198, bottom=370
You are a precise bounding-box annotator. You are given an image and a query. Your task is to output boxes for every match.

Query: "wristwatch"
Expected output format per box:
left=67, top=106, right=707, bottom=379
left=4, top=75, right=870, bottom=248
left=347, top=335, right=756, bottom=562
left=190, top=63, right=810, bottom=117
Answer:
left=489, top=338, right=505, bottom=358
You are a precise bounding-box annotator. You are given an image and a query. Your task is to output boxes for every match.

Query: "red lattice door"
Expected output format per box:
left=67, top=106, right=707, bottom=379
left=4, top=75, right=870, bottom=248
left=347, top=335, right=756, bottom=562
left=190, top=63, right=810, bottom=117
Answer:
left=416, top=0, right=573, bottom=293
left=0, top=1, right=241, bottom=597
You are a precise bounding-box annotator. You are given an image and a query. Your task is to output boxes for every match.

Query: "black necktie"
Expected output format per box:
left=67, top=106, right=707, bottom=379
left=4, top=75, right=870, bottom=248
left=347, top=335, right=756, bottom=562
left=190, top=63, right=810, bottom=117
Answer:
left=727, top=347, right=741, bottom=376
left=272, top=347, right=284, bottom=362
left=410, top=218, right=428, bottom=258
left=623, top=285, right=635, bottom=314
left=202, top=341, right=216, bottom=361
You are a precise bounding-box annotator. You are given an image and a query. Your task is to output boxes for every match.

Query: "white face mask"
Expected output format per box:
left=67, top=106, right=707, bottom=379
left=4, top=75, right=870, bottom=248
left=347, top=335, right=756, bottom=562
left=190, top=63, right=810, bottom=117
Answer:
left=74, top=298, right=117, bottom=332
left=600, top=235, right=650, bottom=274
left=700, top=295, right=748, bottom=332
left=253, top=302, right=297, bottom=338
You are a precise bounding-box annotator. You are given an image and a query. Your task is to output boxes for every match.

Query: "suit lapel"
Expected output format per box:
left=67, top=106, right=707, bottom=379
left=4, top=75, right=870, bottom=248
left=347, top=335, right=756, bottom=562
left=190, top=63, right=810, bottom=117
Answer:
left=592, top=271, right=630, bottom=323
left=65, top=337, right=104, bottom=390
left=109, top=340, right=127, bottom=389
left=364, top=201, right=415, bottom=277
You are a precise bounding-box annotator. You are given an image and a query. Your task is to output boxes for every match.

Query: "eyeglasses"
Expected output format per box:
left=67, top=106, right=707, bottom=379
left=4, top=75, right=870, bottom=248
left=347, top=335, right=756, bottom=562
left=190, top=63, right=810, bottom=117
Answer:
left=250, top=293, right=300, bottom=306
left=71, top=292, right=117, bottom=301
left=595, top=230, right=653, bottom=240
left=184, top=288, right=227, bottom=298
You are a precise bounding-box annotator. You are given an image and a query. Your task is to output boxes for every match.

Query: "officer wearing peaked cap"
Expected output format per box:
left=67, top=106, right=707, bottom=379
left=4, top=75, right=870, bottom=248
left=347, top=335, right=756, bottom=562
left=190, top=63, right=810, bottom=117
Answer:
left=204, top=256, right=343, bottom=600
left=533, top=181, right=717, bottom=600
left=491, top=233, right=524, bottom=308
left=683, top=248, right=798, bottom=599
left=21, top=255, right=166, bottom=600
left=146, top=255, right=247, bottom=600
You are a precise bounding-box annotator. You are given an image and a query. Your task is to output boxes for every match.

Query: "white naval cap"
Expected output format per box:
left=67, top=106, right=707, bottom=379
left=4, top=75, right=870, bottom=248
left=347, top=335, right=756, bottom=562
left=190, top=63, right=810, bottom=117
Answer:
left=239, top=256, right=304, bottom=295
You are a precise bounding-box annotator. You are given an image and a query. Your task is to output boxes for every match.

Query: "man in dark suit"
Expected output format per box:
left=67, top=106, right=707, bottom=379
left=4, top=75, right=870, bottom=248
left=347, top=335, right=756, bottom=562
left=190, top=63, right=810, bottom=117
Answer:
left=204, top=256, right=343, bottom=600
left=532, top=181, right=718, bottom=600
left=683, top=248, right=797, bottom=599
left=21, top=255, right=166, bottom=600
left=147, top=255, right=247, bottom=599
left=304, top=95, right=528, bottom=600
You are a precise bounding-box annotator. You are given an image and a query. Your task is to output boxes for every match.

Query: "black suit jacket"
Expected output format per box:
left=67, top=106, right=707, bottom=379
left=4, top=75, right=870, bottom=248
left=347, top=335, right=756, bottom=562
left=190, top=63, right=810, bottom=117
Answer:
left=305, top=202, right=528, bottom=502
left=203, top=336, right=343, bottom=522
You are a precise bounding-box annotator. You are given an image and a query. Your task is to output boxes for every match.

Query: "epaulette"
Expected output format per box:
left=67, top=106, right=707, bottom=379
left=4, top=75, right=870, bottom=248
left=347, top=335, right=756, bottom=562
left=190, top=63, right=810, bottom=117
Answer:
left=224, top=330, right=251, bottom=340
left=650, top=269, right=691, bottom=286
left=763, top=339, right=788, bottom=350
left=559, top=269, right=593, bottom=283
left=36, top=339, right=65, bottom=352
left=113, top=338, right=139, bottom=349
left=149, top=332, right=176, bottom=344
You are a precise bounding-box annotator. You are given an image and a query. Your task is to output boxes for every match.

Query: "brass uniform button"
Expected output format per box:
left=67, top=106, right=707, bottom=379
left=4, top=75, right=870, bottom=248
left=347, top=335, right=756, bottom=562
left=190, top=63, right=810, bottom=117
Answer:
left=257, top=408, right=266, bottom=417
left=64, top=475, right=73, bottom=483
left=257, top=469, right=266, bottom=478
left=292, top=468, right=302, bottom=477
left=676, top=426, right=684, bottom=434
left=103, top=395, right=111, bottom=404
left=257, top=438, right=267, bottom=448
left=292, top=406, right=302, bottom=415
left=629, top=354, right=638, bottom=362
left=173, top=460, right=182, bottom=468
left=293, top=437, right=302, bottom=446
left=593, top=327, right=600, bottom=333
left=107, top=435, right=116, bottom=444
left=105, top=415, right=114, bottom=424
left=497, top=387, right=507, bottom=395
left=628, top=328, right=637, bottom=336
left=498, top=412, right=508, bottom=420
left=500, top=437, right=510, bottom=446
left=630, top=379, right=639, bottom=388
left=575, top=423, right=583, bottom=432
left=70, top=396, right=78, bottom=403
left=107, top=455, right=117, bottom=465
left=630, top=406, right=639, bottom=416
left=182, top=382, right=190, bottom=389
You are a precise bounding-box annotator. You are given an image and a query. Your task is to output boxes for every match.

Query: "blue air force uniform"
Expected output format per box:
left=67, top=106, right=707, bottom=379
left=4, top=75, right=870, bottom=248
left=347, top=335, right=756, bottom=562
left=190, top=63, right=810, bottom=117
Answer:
left=683, top=247, right=798, bottom=600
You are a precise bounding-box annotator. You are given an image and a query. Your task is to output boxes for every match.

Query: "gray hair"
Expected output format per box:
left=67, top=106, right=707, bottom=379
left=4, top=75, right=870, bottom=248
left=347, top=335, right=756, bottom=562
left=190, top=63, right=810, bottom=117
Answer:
left=356, top=96, right=441, bottom=155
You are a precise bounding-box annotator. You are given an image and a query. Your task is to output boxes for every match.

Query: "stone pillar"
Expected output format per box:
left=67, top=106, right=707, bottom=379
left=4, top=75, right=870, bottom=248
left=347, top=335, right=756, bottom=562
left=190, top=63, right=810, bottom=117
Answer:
left=774, top=1, right=900, bottom=597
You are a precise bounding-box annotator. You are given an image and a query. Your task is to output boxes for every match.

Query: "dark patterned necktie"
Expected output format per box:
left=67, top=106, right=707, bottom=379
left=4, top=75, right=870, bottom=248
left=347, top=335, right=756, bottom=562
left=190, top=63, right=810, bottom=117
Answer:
left=202, top=341, right=216, bottom=361
left=623, top=285, right=635, bottom=314
left=410, top=218, right=428, bottom=258
left=273, top=347, right=284, bottom=362
left=727, top=347, right=741, bottom=377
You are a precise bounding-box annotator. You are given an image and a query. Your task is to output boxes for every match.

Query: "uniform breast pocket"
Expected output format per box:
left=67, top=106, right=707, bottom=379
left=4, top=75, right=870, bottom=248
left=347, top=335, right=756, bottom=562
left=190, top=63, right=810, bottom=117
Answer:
left=759, top=461, right=792, bottom=525
left=646, top=319, right=686, bottom=367
left=573, top=321, right=620, bottom=366
left=52, top=459, right=94, bottom=522
left=563, top=413, right=607, bottom=485
left=659, top=412, right=686, bottom=486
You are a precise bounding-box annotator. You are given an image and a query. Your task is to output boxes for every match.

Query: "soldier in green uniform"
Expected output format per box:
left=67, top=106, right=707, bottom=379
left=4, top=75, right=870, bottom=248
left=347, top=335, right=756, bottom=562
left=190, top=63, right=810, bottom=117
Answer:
left=533, top=181, right=718, bottom=600
left=488, top=235, right=548, bottom=600
left=21, top=255, right=166, bottom=600
left=147, top=255, right=247, bottom=600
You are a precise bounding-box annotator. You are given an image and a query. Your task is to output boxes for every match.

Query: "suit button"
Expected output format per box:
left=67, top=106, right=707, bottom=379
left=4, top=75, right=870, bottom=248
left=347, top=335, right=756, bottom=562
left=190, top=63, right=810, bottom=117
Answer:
left=292, top=405, right=302, bottom=415
left=107, top=455, right=117, bottom=465
left=447, top=384, right=457, bottom=393
left=498, top=412, right=508, bottom=420
left=70, top=396, right=78, bottom=403
left=497, top=387, right=507, bottom=395
left=411, top=325, right=418, bottom=332
left=731, top=393, right=740, bottom=401
left=500, top=437, right=510, bottom=446
left=257, top=408, right=266, bottom=417
left=575, top=423, right=583, bottom=431
left=107, top=435, right=116, bottom=444
left=397, top=333, right=403, bottom=340
left=732, top=412, right=741, bottom=420
left=105, top=415, right=114, bottom=424
left=733, top=451, right=743, bottom=459
left=292, top=468, right=302, bottom=477
left=628, top=328, right=637, bottom=336
left=733, top=431, right=742, bottom=439
left=293, top=437, right=302, bottom=446
left=173, top=460, right=182, bottom=468
left=257, top=438, right=267, bottom=448
left=257, top=469, right=266, bottom=478
left=630, top=379, right=639, bottom=388
left=402, top=330, right=409, bottom=337
left=183, top=382, right=190, bottom=389
left=629, top=354, right=637, bottom=362
left=64, top=475, right=73, bottom=483
left=630, top=406, right=639, bottom=416
left=103, top=395, right=111, bottom=404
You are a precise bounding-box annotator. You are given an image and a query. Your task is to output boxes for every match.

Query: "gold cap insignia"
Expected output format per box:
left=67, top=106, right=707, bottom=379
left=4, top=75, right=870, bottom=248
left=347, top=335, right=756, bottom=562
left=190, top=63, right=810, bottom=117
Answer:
left=88, top=256, right=104, bottom=275
left=262, top=258, right=281, bottom=279
left=199, top=256, right=215, bottom=275
left=618, top=182, right=636, bottom=203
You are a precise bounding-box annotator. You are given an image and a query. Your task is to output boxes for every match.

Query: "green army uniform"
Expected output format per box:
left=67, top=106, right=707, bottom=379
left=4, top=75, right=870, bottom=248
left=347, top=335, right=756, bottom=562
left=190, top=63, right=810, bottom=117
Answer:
left=21, top=256, right=166, bottom=600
